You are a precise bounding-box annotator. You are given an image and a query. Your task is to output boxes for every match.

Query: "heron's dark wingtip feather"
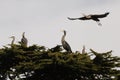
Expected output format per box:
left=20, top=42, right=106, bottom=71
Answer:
left=105, top=12, right=110, bottom=15
left=67, top=17, right=77, bottom=20
left=67, top=17, right=71, bottom=20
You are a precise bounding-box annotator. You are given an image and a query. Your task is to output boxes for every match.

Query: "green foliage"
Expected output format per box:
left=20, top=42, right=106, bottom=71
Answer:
left=0, top=44, right=120, bottom=80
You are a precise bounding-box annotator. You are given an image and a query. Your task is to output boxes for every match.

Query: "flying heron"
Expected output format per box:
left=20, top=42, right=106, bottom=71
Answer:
left=21, top=32, right=28, bottom=47
left=68, top=12, right=109, bottom=26
left=61, top=30, right=72, bottom=53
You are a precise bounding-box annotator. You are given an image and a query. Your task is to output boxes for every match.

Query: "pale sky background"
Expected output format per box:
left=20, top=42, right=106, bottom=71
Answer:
left=0, top=0, right=120, bottom=56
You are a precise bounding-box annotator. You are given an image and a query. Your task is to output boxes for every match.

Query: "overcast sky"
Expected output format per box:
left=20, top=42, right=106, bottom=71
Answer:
left=0, top=0, right=120, bottom=56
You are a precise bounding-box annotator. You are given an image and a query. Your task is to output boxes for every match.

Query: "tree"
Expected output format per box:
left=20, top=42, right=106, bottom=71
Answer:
left=0, top=43, right=120, bottom=80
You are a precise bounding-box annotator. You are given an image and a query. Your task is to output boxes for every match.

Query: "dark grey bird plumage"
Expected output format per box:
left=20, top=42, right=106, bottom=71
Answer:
left=68, top=12, right=109, bottom=26
left=21, top=32, right=28, bottom=47
left=61, top=30, right=72, bottom=53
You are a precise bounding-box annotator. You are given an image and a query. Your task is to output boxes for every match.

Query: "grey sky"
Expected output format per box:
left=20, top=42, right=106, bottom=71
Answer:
left=0, top=0, right=120, bottom=56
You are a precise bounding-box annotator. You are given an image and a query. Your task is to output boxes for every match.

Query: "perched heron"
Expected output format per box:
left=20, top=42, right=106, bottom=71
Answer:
left=21, top=32, right=28, bottom=47
left=68, top=12, right=109, bottom=26
left=61, top=30, right=72, bottom=53
left=82, top=45, right=86, bottom=54
left=10, top=36, right=15, bottom=46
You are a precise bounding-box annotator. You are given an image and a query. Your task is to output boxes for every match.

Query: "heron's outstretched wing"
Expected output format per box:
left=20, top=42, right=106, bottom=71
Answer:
left=68, top=17, right=85, bottom=20
left=68, top=17, right=90, bottom=20
left=67, top=17, right=79, bottom=20
left=91, top=12, right=109, bottom=18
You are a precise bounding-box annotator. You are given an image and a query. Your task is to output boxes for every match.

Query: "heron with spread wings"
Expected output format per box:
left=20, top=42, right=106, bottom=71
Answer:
left=68, top=12, right=109, bottom=26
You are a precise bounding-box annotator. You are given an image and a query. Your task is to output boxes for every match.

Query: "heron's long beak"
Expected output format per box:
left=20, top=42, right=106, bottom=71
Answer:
left=9, top=36, right=12, bottom=38
left=9, top=36, right=14, bottom=38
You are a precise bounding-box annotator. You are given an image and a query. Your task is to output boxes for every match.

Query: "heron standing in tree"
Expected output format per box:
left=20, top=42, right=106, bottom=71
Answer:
left=21, top=32, right=28, bottom=47
left=10, top=36, right=15, bottom=47
left=82, top=45, right=86, bottom=54
left=61, top=30, right=72, bottom=53
left=68, top=12, right=109, bottom=26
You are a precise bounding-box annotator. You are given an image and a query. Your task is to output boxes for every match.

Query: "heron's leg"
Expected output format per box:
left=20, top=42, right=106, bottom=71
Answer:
left=97, top=21, right=102, bottom=26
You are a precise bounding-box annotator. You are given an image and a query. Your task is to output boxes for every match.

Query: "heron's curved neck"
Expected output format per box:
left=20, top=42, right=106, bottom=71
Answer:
left=22, top=33, right=25, bottom=38
left=62, top=31, right=66, bottom=42
left=11, top=37, right=15, bottom=45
